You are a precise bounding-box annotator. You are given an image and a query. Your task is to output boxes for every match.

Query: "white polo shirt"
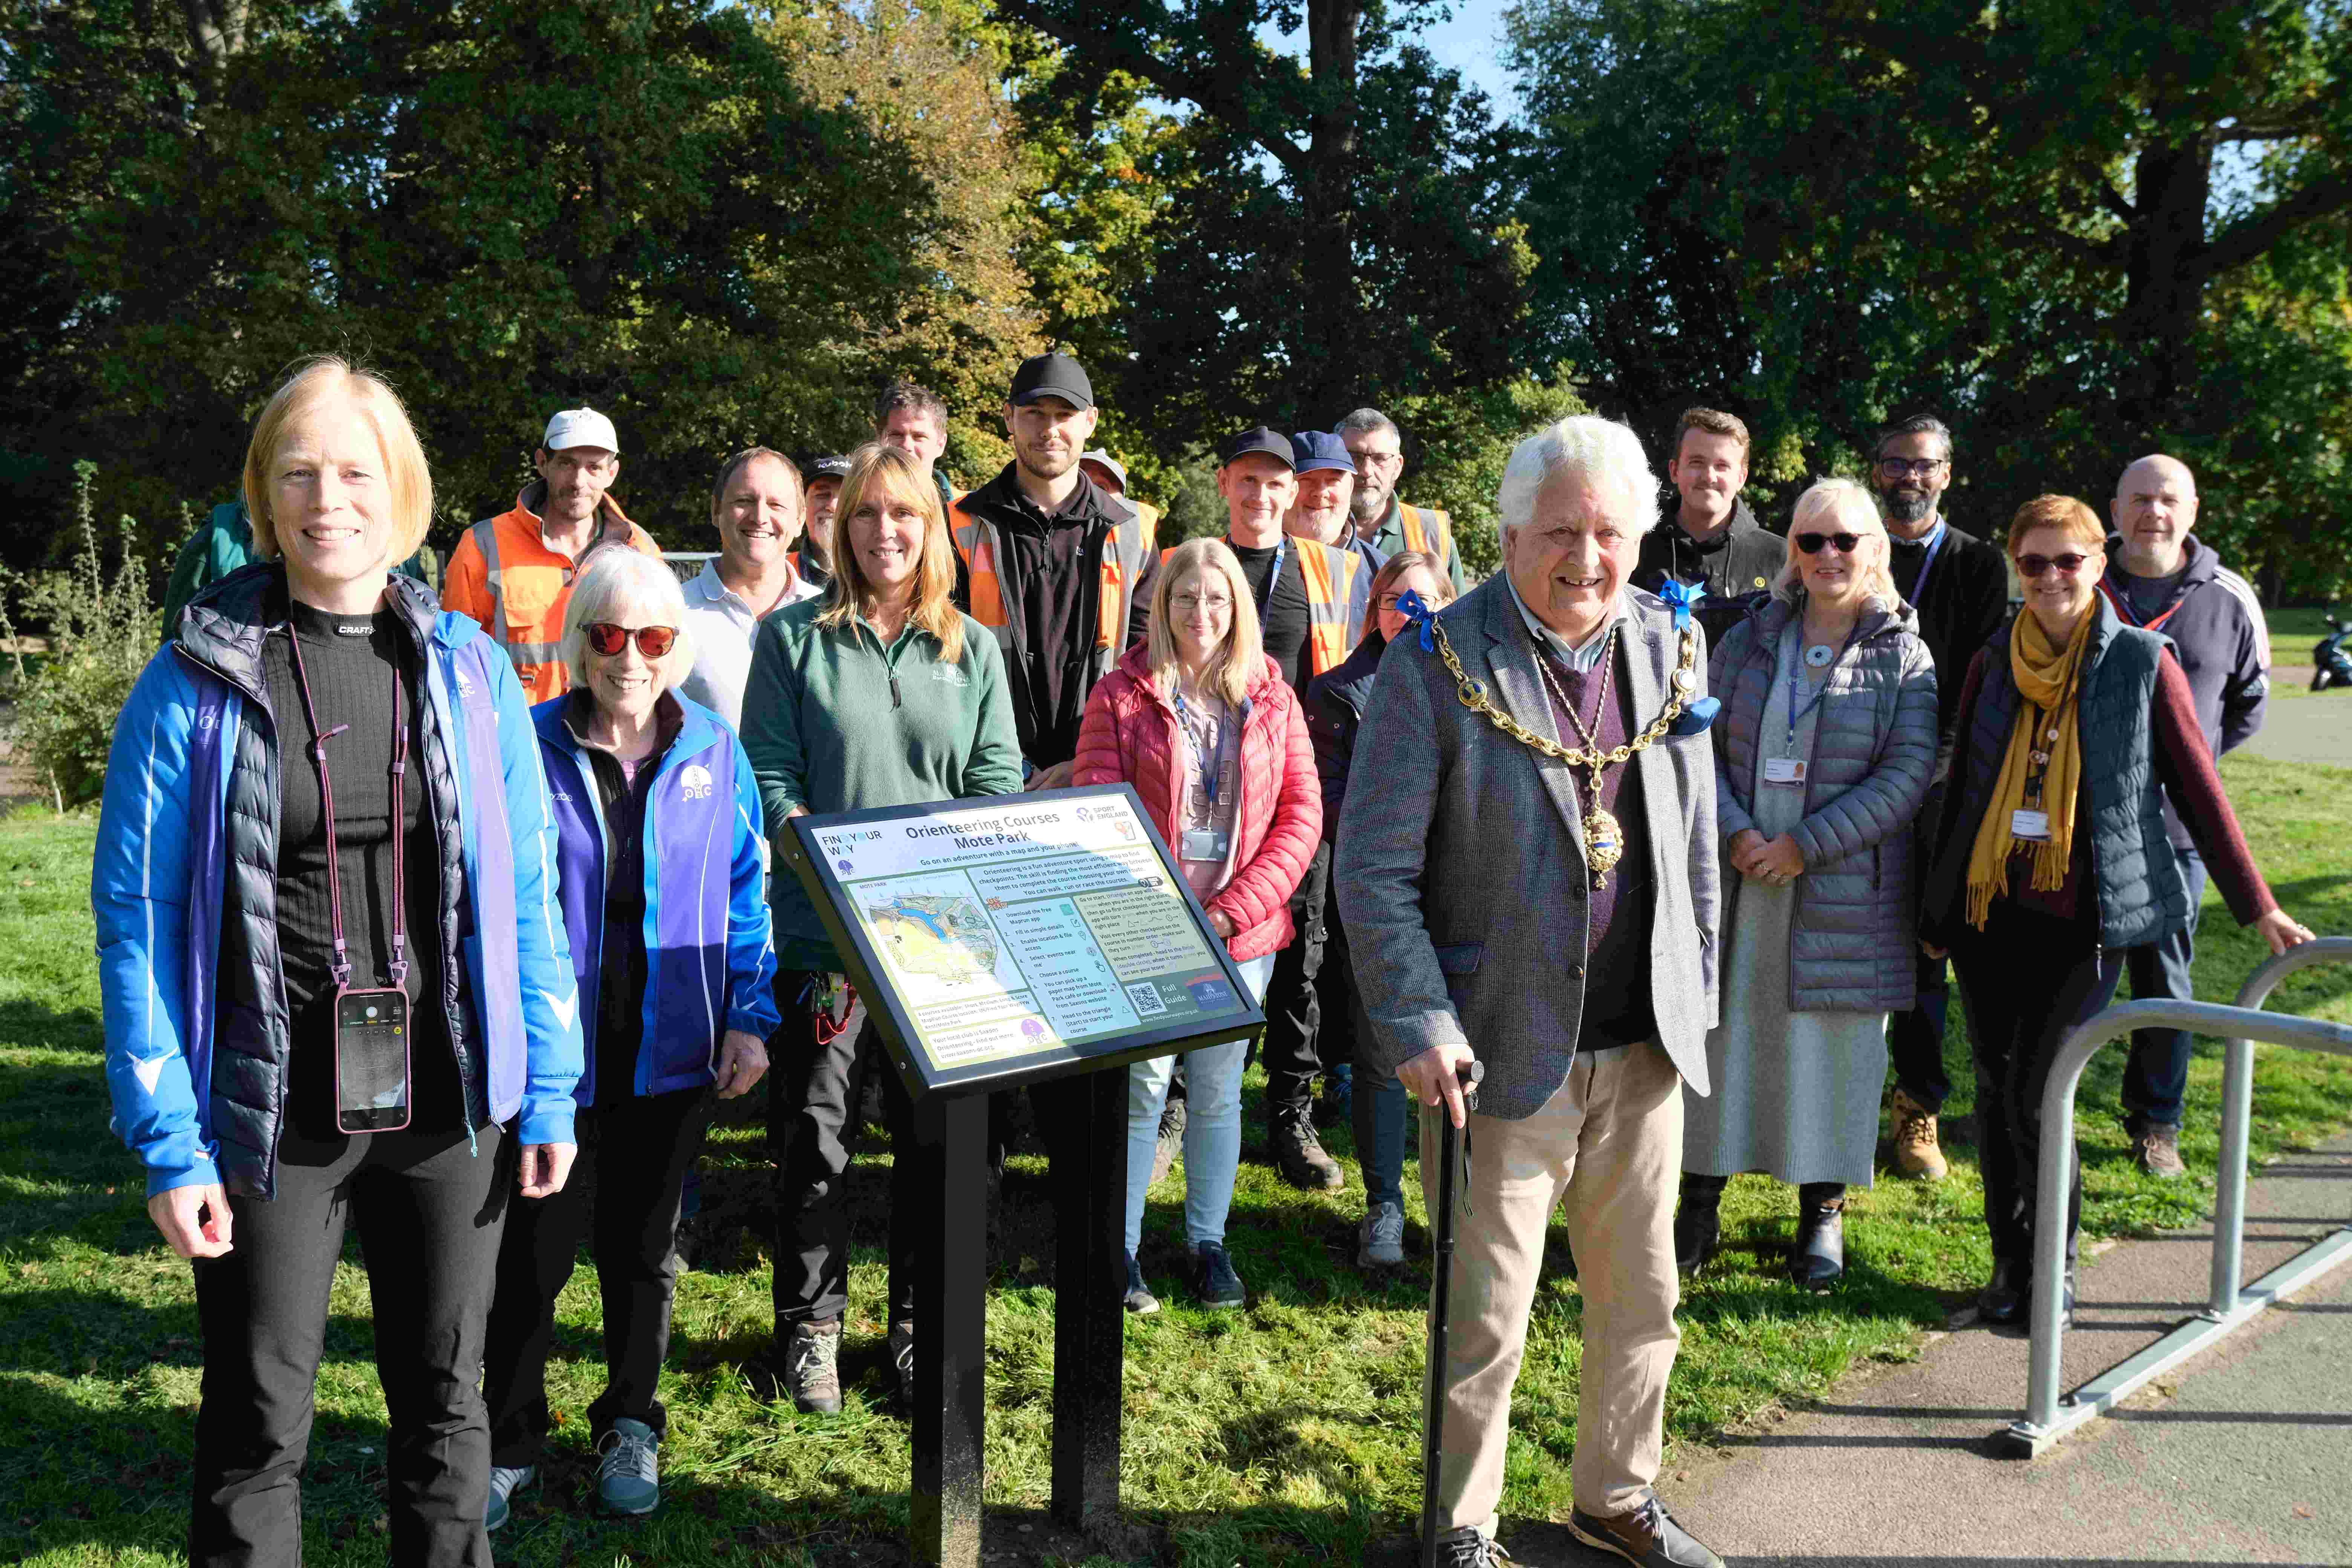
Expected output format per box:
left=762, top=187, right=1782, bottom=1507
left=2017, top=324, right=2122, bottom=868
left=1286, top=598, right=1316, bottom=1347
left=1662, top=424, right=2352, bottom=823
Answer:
left=677, top=559, right=822, bottom=729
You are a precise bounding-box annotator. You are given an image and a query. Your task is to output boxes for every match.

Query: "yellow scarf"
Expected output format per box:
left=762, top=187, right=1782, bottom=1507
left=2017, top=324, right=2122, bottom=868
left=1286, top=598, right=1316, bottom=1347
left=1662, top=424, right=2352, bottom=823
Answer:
left=1965, top=607, right=2094, bottom=928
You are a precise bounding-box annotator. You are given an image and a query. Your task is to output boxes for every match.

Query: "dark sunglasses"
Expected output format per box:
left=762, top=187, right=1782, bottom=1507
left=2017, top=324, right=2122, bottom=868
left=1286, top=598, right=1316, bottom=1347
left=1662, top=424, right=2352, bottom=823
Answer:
left=584, top=623, right=679, bottom=658
left=2015, top=553, right=2092, bottom=579
left=1794, top=532, right=1861, bottom=555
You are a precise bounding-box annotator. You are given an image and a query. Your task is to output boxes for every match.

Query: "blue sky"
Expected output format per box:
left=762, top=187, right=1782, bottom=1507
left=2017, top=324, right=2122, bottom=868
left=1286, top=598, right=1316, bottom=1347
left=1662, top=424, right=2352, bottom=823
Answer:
left=1415, top=0, right=1521, bottom=118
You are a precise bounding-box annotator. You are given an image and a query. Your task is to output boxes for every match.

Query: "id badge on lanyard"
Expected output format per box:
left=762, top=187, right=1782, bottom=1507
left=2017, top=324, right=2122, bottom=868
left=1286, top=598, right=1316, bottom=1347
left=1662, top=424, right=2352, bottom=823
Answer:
left=285, top=623, right=415, bottom=1134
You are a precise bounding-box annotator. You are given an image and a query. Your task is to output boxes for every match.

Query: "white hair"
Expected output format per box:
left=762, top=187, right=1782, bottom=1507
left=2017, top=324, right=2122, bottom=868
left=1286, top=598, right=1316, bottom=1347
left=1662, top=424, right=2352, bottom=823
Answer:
left=560, top=546, right=693, bottom=694
left=1774, top=477, right=1901, bottom=609
left=1496, top=416, right=1661, bottom=539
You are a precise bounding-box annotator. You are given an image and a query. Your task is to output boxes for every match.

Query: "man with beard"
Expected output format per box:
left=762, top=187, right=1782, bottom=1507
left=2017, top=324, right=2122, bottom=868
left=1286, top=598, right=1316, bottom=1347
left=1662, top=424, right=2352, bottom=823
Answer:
left=1338, top=408, right=1466, bottom=594
left=1285, top=431, right=1385, bottom=574
left=444, top=406, right=662, bottom=704
left=950, top=352, right=1159, bottom=787
left=1632, top=408, right=1784, bottom=638
left=798, top=454, right=850, bottom=584
left=2098, top=454, right=2271, bottom=1177
left=1871, top=414, right=2012, bottom=1181
left=678, top=447, right=824, bottom=727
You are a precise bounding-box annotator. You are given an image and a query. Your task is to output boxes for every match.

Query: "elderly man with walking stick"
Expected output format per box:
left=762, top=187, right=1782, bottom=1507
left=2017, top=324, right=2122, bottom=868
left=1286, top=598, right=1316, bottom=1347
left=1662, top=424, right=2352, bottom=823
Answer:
left=1339, top=415, right=1727, bottom=1568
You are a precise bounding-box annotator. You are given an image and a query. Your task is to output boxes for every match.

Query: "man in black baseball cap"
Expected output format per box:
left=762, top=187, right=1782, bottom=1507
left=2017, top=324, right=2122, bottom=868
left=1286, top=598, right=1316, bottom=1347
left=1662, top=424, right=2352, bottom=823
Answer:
left=797, top=454, right=852, bottom=585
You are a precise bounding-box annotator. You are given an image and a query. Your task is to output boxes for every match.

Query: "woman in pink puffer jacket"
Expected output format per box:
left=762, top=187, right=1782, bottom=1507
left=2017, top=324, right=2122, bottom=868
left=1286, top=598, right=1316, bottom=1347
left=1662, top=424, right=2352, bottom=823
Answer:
left=1073, top=537, right=1320, bottom=1314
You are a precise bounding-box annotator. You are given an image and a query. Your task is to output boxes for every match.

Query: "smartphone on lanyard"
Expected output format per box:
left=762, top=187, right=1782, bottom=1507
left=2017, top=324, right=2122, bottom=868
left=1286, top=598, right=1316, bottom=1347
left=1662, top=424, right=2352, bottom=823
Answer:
left=335, top=987, right=413, bottom=1133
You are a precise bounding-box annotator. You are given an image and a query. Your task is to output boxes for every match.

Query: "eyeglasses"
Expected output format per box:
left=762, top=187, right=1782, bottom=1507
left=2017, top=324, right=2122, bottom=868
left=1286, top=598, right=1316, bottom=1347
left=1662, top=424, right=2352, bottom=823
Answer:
left=1794, top=532, right=1861, bottom=554
left=1351, top=449, right=1404, bottom=469
left=1170, top=592, right=1233, bottom=613
left=2015, top=553, right=2092, bottom=579
left=1876, top=457, right=1948, bottom=479
left=584, top=623, right=679, bottom=657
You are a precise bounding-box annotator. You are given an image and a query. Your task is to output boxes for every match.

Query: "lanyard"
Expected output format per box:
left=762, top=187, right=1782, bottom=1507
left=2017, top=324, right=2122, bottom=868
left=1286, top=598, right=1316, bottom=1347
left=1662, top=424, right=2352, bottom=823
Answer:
left=1783, top=631, right=1844, bottom=753
left=1237, top=535, right=1287, bottom=623
left=1174, top=690, right=1227, bottom=804
left=283, top=623, right=409, bottom=992
left=2096, top=576, right=2182, bottom=634
left=1903, top=521, right=1949, bottom=604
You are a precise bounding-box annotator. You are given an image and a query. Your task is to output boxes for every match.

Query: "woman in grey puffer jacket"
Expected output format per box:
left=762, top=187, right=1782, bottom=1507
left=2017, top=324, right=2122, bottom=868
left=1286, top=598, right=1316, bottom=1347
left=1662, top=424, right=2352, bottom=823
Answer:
left=1678, top=478, right=1940, bottom=1288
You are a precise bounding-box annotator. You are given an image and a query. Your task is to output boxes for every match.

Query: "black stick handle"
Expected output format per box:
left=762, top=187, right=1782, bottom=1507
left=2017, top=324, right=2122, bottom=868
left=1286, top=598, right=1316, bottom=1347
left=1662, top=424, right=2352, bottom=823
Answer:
left=1421, top=1058, right=1483, bottom=1566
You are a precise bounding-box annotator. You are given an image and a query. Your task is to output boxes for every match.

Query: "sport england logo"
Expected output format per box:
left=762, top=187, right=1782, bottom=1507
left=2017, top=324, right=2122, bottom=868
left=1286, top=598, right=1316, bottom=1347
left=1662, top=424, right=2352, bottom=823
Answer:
left=680, top=764, right=714, bottom=801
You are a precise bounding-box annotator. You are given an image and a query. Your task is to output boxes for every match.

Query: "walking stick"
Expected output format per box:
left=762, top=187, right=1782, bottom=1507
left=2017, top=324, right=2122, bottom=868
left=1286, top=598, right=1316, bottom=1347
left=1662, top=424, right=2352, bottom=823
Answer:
left=1420, top=1058, right=1484, bottom=1568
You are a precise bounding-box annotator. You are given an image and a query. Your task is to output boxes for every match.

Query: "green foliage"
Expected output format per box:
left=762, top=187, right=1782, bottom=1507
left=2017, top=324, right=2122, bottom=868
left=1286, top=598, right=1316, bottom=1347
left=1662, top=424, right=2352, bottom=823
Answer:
left=1, top=463, right=158, bottom=809
left=1387, top=368, right=1593, bottom=579
left=0, top=0, right=1044, bottom=563
left=1505, top=0, right=2352, bottom=600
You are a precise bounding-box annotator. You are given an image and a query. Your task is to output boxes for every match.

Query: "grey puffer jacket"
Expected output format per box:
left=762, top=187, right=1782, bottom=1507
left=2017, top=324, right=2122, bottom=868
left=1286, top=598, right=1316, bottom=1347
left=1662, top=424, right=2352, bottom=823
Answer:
left=1712, top=593, right=1939, bottom=1012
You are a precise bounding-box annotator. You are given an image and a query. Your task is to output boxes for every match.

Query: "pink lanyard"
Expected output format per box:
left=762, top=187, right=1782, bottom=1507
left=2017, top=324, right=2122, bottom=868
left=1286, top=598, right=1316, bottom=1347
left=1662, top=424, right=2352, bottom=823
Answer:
left=282, top=624, right=409, bottom=992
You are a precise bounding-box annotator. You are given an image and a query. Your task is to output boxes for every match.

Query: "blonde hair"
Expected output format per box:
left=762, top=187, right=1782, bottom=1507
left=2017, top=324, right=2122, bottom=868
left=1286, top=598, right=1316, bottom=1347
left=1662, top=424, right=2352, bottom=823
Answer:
left=815, top=443, right=964, bottom=663
left=1775, top=478, right=1901, bottom=610
left=560, top=548, right=694, bottom=696
left=1147, top=538, right=1262, bottom=706
left=2008, top=493, right=2106, bottom=555
left=242, top=356, right=433, bottom=567
left=1362, top=549, right=1454, bottom=640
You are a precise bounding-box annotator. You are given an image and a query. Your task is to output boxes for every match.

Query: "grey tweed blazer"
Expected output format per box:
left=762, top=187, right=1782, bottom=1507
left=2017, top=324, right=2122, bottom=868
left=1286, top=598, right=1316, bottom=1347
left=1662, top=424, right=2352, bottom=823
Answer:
left=1335, top=577, right=1722, bottom=1119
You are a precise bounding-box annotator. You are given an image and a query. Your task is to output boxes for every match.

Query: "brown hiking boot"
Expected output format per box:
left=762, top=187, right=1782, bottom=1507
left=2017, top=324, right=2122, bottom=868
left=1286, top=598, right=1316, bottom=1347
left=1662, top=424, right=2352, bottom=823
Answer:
left=2134, top=1123, right=2186, bottom=1179
left=1890, top=1087, right=1948, bottom=1181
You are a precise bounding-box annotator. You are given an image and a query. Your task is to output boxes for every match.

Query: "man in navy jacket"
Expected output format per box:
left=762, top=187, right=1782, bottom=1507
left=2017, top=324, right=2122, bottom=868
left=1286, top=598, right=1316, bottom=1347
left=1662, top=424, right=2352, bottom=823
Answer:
left=2099, top=453, right=2272, bottom=1176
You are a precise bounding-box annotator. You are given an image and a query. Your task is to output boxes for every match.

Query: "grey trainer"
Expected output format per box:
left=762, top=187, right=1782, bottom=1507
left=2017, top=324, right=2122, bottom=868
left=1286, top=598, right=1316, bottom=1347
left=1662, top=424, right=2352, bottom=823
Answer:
left=1357, top=1200, right=1406, bottom=1268
left=594, top=1418, right=660, bottom=1516
left=485, top=1464, right=534, bottom=1531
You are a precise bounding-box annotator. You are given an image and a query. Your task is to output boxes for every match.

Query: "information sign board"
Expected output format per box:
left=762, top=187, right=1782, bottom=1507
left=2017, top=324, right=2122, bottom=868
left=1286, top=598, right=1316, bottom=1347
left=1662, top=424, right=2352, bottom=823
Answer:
left=787, top=785, right=1265, bottom=1096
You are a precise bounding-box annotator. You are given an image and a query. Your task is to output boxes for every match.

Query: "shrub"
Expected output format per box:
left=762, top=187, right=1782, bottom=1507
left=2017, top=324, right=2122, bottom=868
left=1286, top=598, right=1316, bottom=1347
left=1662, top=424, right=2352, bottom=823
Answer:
left=0, top=463, right=159, bottom=810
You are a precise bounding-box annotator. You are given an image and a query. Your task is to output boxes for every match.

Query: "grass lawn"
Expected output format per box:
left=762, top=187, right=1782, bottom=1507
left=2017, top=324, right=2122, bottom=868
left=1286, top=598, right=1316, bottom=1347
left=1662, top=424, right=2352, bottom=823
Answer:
left=3, top=755, right=2349, bottom=1565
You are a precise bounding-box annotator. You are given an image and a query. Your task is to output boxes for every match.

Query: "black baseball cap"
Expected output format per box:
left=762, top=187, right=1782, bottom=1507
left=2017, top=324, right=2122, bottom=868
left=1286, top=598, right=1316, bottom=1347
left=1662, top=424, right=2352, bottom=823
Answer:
left=1008, top=351, right=1095, bottom=409
left=802, top=454, right=851, bottom=482
left=1220, top=426, right=1295, bottom=469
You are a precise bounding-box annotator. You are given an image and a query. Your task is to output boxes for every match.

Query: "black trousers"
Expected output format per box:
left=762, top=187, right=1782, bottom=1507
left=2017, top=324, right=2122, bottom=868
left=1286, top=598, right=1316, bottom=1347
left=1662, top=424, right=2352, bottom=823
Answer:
left=1885, top=784, right=1954, bottom=1110
left=770, top=969, right=918, bottom=1330
left=482, top=1086, right=710, bottom=1466
left=1952, top=907, right=2126, bottom=1270
left=2121, top=847, right=2208, bottom=1130
left=190, top=1121, right=508, bottom=1568
left=1260, top=842, right=1331, bottom=1118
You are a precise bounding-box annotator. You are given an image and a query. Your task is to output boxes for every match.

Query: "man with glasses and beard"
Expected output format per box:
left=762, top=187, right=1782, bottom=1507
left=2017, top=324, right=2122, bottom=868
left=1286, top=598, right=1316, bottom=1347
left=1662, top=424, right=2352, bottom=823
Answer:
left=1870, top=415, right=2012, bottom=1183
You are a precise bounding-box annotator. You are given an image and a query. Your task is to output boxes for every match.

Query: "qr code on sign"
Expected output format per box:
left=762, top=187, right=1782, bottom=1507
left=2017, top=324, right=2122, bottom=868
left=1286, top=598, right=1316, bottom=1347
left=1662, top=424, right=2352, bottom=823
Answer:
left=1125, top=982, right=1167, bottom=1016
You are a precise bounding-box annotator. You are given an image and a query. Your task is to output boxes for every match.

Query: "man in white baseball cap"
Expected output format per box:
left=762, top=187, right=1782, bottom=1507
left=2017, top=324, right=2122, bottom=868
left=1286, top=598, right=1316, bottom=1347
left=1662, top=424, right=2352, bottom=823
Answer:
left=443, top=404, right=662, bottom=703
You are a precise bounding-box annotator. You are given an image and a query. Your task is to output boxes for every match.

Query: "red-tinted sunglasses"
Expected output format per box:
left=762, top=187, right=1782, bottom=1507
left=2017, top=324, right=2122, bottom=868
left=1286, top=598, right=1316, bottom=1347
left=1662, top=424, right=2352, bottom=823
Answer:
left=584, top=623, right=679, bottom=658
left=2015, top=553, right=2092, bottom=579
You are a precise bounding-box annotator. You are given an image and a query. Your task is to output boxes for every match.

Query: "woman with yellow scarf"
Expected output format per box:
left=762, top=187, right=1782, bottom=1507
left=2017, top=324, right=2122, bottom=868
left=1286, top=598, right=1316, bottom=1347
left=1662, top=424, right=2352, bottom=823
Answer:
left=1921, top=495, right=2312, bottom=1328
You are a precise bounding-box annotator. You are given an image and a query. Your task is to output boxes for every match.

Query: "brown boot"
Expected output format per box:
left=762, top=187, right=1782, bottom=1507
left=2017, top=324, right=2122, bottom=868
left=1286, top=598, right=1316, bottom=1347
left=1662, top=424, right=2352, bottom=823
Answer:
left=1890, top=1087, right=1948, bottom=1181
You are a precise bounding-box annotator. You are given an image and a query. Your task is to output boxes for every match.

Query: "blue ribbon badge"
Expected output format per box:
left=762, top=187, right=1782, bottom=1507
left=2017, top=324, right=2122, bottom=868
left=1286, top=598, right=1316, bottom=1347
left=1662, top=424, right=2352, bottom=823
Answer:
left=1655, top=577, right=1704, bottom=630
left=1396, top=587, right=1439, bottom=652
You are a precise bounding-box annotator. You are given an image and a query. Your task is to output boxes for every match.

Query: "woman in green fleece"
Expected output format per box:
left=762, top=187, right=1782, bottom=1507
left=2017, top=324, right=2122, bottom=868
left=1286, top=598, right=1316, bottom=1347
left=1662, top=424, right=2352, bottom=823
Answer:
left=741, top=442, right=1024, bottom=1415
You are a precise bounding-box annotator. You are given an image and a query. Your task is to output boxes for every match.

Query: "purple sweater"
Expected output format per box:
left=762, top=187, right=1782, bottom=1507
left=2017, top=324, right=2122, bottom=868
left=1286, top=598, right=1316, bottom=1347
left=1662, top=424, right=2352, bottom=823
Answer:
left=1539, top=645, right=1657, bottom=1051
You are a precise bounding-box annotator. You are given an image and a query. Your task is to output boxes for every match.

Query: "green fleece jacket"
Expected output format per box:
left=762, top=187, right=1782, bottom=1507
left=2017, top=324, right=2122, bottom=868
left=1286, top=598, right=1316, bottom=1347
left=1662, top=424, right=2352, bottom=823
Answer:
left=741, top=596, right=1026, bottom=971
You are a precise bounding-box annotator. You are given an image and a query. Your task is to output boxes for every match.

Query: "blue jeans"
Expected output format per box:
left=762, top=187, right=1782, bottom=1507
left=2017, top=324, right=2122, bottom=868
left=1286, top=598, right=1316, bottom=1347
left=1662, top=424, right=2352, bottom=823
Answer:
left=1125, top=954, right=1273, bottom=1254
left=1352, top=1057, right=1410, bottom=1210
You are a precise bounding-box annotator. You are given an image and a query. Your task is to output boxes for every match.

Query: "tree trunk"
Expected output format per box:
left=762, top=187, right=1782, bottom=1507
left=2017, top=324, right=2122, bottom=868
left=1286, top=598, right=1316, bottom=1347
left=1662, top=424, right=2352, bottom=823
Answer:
left=1298, top=0, right=1361, bottom=420
left=2118, top=135, right=2213, bottom=438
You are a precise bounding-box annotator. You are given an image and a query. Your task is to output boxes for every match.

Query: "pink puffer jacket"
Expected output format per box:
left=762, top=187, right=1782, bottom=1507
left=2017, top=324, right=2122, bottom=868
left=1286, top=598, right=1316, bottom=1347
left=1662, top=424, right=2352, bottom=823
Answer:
left=1072, top=643, right=1322, bottom=960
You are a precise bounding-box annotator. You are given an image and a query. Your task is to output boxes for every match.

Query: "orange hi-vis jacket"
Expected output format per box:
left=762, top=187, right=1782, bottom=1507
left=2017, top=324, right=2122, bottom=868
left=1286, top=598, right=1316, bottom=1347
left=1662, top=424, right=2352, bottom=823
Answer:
left=441, top=485, right=661, bottom=705
left=1394, top=503, right=1453, bottom=562
left=951, top=492, right=1159, bottom=685
left=1161, top=534, right=1372, bottom=680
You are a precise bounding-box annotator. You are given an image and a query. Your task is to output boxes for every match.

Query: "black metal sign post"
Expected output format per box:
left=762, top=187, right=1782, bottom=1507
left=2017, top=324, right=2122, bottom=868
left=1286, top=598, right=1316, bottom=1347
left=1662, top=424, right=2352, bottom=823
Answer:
left=786, top=787, right=1266, bottom=1567
left=909, top=1090, right=988, bottom=1568
left=1050, top=1071, right=1129, bottom=1524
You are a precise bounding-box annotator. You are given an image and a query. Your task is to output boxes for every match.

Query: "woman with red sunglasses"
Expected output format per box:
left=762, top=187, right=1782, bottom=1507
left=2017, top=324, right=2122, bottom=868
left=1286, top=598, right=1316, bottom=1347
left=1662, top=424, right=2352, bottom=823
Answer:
left=480, top=547, right=780, bottom=1526
left=1922, top=495, right=2311, bottom=1328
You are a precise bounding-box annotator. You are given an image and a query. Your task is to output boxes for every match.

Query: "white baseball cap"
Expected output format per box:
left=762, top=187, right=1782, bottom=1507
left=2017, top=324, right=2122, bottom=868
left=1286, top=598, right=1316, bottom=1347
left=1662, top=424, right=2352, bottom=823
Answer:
left=542, top=406, right=620, bottom=455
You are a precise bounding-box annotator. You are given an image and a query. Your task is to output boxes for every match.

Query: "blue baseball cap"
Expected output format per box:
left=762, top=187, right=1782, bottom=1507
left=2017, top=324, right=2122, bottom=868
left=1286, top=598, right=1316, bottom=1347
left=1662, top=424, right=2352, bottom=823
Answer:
left=1291, top=430, right=1356, bottom=476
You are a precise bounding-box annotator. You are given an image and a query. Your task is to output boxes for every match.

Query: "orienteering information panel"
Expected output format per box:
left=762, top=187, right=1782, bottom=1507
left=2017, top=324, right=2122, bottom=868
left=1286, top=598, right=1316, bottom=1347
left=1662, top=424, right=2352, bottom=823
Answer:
left=786, top=786, right=1266, bottom=1096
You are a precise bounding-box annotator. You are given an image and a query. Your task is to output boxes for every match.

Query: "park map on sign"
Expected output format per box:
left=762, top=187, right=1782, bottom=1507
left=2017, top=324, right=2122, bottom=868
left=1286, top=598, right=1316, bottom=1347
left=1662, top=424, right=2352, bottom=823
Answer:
left=864, top=894, right=1000, bottom=986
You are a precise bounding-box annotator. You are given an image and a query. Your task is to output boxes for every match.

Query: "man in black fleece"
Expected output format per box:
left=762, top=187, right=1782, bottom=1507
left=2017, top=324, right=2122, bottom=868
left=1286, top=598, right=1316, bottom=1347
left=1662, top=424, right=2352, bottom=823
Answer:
left=1633, top=407, right=1784, bottom=644
left=1872, top=413, right=2013, bottom=1181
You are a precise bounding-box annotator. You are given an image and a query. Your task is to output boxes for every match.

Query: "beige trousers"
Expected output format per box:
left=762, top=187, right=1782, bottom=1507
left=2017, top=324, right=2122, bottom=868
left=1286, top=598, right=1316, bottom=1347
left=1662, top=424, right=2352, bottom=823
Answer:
left=1419, top=1040, right=1684, bottom=1532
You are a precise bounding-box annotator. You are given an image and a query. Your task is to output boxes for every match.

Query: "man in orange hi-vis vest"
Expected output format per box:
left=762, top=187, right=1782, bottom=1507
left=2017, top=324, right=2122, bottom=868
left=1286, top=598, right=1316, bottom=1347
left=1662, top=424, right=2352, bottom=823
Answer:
left=949, top=351, right=1159, bottom=792
left=1338, top=406, right=1468, bottom=594
left=442, top=406, right=661, bottom=704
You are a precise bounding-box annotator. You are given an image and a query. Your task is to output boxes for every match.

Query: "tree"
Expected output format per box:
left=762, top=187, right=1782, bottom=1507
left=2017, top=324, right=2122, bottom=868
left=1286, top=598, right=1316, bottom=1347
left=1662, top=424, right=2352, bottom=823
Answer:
left=1507, top=0, right=2352, bottom=594
left=990, top=0, right=1532, bottom=458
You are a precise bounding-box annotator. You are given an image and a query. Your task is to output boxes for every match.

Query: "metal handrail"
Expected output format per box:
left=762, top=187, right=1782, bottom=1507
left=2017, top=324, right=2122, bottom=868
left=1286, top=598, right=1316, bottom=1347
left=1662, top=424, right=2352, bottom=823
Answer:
left=2004, top=937, right=2352, bottom=1455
